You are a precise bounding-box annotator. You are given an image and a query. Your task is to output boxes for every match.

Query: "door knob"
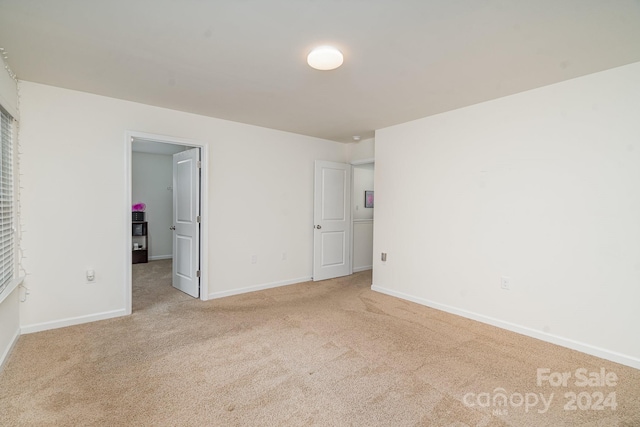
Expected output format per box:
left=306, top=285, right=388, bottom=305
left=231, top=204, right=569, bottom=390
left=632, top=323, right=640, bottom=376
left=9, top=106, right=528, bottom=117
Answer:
left=316, top=225, right=322, bottom=229
left=170, top=226, right=176, bottom=230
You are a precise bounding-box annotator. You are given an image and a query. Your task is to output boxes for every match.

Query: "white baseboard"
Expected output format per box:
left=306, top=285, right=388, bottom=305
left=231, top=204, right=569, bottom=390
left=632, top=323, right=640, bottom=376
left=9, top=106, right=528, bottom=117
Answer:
left=353, top=265, right=372, bottom=273
left=371, top=284, right=640, bottom=370
left=0, top=327, right=20, bottom=370
left=21, top=309, right=128, bottom=334
left=209, top=276, right=312, bottom=300
left=149, top=255, right=172, bottom=261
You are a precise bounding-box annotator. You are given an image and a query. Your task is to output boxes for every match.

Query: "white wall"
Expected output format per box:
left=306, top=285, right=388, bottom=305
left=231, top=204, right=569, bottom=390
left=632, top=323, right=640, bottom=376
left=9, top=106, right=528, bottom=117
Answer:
left=18, top=81, right=346, bottom=332
left=0, top=54, right=20, bottom=368
left=132, top=152, right=173, bottom=260
left=373, top=61, right=640, bottom=369
left=353, top=164, right=374, bottom=272
left=0, top=289, right=20, bottom=368
left=347, top=138, right=374, bottom=163
left=353, top=164, right=374, bottom=221
left=353, top=222, right=374, bottom=273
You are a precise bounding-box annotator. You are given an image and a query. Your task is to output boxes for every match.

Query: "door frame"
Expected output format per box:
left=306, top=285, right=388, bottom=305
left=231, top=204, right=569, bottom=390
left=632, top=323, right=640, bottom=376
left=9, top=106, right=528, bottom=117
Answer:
left=124, top=130, right=209, bottom=314
left=349, top=158, right=375, bottom=275
left=312, top=158, right=375, bottom=279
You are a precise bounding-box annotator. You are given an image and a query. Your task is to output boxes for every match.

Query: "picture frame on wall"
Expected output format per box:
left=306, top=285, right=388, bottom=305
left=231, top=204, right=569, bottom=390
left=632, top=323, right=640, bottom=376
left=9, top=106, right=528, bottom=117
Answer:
left=365, top=190, right=374, bottom=208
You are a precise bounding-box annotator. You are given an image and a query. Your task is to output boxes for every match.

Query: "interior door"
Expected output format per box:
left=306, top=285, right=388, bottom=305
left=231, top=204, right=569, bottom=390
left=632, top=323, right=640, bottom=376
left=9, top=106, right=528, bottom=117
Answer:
left=313, top=160, right=351, bottom=281
left=172, top=148, right=200, bottom=297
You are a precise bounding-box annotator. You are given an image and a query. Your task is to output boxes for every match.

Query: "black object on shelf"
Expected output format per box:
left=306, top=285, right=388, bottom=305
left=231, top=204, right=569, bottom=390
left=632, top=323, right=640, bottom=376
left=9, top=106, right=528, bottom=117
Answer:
left=132, top=222, right=147, bottom=236
left=132, top=221, right=148, bottom=264
left=132, top=211, right=145, bottom=221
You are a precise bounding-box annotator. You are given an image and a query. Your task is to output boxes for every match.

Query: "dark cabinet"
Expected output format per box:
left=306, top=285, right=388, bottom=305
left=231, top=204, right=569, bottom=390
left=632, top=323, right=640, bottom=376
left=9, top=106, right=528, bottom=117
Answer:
left=132, top=221, right=148, bottom=264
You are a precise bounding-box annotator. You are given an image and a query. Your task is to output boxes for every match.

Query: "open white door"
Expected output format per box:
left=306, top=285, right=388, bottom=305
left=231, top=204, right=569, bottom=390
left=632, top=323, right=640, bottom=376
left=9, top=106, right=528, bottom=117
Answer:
left=172, top=148, right=200, bottom=297
left=313, top=160, right=351, bottom=281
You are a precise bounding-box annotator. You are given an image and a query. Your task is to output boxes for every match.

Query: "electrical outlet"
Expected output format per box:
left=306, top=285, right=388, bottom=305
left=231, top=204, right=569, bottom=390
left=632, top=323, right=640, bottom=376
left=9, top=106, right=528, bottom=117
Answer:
left=501, top=276, right=511, bottom=290
left=251, top=255, right=257, bottom=264
left=281, top=252, right=287, bottom=261
left=86, top=269, right=96, bottom=283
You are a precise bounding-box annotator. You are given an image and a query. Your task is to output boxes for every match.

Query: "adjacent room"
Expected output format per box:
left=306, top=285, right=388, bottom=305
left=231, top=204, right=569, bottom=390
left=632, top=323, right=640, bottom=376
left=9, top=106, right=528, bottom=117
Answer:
left=1, top=1, right=639, bottom=425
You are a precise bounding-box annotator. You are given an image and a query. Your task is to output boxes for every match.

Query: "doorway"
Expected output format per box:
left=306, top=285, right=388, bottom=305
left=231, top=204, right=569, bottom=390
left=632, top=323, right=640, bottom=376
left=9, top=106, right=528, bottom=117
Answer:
left=351, top=161, right=375, bottom=273
left=125, top=131, right=209, bottom=315
left=312, top=159, right=374, bottom=281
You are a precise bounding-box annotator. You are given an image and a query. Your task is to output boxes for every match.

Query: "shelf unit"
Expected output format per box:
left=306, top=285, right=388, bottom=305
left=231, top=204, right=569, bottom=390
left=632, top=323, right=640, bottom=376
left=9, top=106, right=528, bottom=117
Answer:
left=132, top=221, right=148, bottom=264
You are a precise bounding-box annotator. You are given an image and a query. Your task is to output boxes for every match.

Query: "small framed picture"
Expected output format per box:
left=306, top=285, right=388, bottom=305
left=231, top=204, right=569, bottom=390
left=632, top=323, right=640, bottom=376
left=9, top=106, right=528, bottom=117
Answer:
left=364, top=191, right=374, bottom=208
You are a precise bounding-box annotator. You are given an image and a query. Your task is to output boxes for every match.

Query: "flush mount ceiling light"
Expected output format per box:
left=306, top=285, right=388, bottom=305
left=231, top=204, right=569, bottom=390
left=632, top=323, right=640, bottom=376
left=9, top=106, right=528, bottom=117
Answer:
left=307, top=46, right=344, bottom=71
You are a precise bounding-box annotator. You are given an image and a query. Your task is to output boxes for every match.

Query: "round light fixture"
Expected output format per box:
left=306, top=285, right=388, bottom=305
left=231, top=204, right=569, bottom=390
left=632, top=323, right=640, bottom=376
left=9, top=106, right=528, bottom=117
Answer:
left=307, top=46, right=344, bottom=71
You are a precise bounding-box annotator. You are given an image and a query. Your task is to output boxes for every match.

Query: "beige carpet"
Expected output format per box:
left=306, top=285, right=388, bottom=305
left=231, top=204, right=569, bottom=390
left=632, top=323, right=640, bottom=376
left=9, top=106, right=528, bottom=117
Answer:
left=1, top=259, right=639, bottom=426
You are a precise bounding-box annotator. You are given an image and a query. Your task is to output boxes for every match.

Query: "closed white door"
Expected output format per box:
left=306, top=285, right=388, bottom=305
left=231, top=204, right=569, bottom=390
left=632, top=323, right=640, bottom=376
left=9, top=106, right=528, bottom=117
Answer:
left=172, top=148, right=200, bottom=297
left=313, top=160, right=351, bottom=281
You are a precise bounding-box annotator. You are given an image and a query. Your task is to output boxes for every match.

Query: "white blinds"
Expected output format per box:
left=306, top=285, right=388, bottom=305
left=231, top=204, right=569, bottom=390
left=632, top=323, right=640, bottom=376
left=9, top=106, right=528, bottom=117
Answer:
left=0, top=107, right=13, bottom=294
left=0, top=56, right=18, bottom=120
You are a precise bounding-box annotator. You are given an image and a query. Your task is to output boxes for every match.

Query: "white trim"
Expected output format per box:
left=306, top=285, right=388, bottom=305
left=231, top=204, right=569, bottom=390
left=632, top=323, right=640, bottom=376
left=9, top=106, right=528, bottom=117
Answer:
left=0, top=326, right=20, bottom=370
left=125, top=131, right=210, bottom=310
left=350, top=158, right=375, bottom=165
left=21, top=309, right=127, bottom=334
left=199, top=143, right=210, bottom=301
left=371, top=284, right=640, bottom=370
left=353, top=266, right=372, bottom=273
left=208, top=276, right=312, bottom=300
left=0, top=275, right=23, bottom=305
left=349, top=164, right=354, bottom=275
left=149, top=255, right=173, bottom=261
left=353, top=219, right=374, bottom=223
left=125, top=137, right=133, bottom=314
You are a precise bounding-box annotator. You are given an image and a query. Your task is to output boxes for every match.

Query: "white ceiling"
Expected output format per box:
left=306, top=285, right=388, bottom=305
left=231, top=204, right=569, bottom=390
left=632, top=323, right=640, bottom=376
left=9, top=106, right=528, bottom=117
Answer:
left=1, top=0, right=640, bottom=143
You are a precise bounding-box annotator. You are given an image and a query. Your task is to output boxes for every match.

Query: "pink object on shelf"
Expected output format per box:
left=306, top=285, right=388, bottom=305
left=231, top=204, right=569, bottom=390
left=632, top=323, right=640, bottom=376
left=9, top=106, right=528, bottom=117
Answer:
left=132, top=202, right=146, bottom=212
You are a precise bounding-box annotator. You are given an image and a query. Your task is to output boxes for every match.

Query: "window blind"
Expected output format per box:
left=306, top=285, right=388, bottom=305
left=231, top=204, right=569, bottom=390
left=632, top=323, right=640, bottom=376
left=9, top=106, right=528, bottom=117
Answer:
left=0, top=106, right=14, bottom=295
